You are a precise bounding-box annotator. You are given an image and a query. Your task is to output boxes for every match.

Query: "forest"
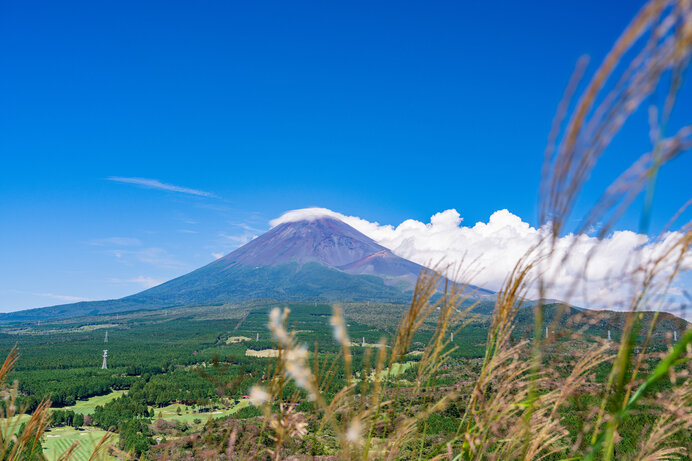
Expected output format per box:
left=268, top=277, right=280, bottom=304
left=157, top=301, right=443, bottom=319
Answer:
left=0, top=299, right=687, bottom=459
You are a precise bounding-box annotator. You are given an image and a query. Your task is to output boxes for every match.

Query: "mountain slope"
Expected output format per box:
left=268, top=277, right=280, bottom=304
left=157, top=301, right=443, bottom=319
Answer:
left=1, top=216, right=492, bottom=323
left=225, top=217, right=385, bottom=267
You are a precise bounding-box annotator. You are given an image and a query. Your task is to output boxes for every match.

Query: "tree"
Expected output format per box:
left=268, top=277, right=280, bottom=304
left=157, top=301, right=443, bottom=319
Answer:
left=72, top=413, right=84, bottom=428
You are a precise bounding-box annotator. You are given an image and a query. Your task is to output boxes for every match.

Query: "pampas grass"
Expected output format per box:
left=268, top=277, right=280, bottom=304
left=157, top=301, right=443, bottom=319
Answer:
left=249, top=1, right=692, bottom=459
left=3, top=0, right=690, bottom=459
left=0, top=345, right=114, bottom=460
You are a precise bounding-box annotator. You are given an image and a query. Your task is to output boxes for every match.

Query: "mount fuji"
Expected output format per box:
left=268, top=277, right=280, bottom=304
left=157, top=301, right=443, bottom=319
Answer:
left=1, top=215, right=493, bottom=322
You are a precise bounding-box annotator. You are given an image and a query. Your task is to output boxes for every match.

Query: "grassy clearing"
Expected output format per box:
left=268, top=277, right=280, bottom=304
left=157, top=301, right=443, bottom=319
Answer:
left=75, top=324, right=118, bottom=332
left=226, top=335, right=252, bottom=344
left=363, top=361, right=415, bottom=382
left=245, top=348, right=279, bottom=357
left=65, top=390, right=128, bottom=415
left=350, top=341, right=384, bottom=348
left=3, top=413, right=32, bottom=427
left=42, top=426, right=113, bottom=461
left=152, top=399, right=250, bottom=424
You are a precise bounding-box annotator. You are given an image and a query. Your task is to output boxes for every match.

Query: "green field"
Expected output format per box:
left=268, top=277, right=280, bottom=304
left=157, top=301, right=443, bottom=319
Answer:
left=66, top=390, right=128, bottom=415
left=39, top=393, right=247, bottom=459
left=42, top=426, right=113, bottom=461
left=382, top=360, right=415, bottom=378
left=152, top=399, right=250, bottom=424
left=0, top=301, right=684, bottom=459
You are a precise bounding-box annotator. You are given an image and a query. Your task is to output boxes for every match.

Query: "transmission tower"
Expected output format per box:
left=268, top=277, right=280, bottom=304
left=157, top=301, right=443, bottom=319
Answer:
left=104, top=331, right=108, bottom=343
left=101, top=350, right=108, bottom=370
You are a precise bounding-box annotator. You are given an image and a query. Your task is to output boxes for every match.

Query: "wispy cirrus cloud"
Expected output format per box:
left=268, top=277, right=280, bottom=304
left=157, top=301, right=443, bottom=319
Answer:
left=110, top=276, right=166, bottom=289
left=31, top=292, right=92, bottom=303
left=104, top=247, right=186, bottom=270
left=107, top=177, right=217, bottom=198
left=207, top=228, right=258, bottom=261
left=232, top=222, right=264, bottom=233
left=219, top=232, right=256, bottom=246
left=86, top=237, right=142, bottom=246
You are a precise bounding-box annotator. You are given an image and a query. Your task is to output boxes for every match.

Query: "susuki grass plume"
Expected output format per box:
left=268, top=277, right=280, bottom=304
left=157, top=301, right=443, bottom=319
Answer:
left=251, top=1, right=692, bottom=460
left=2, top=1, right=690, bottom=460
left=0, top=345, right=116, bottom=461
left=0, top=346, right=52, bottom=461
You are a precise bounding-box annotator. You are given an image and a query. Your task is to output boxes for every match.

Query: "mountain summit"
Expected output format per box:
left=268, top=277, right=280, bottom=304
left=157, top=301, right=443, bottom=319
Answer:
left=220, top=216, right=423, bottom=282
left=227, top=217, right=387, bottom=267
left=1, top=215, right=492, bottom=322
left=125, top=215, right=439, bottom=307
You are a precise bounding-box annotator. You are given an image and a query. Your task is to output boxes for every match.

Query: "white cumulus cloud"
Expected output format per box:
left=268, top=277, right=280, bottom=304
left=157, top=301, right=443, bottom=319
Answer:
left=272, top=208, right=691, bottom=319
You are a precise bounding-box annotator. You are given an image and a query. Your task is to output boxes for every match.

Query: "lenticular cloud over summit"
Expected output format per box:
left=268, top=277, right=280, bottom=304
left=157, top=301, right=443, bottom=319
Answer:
left=273, top=208, right=691, bottom=318
left=270, top=207, right=350, bottom=225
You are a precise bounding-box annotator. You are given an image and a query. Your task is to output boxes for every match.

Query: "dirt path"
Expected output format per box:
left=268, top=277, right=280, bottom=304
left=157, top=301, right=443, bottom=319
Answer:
left=233, top=313, right=249, bottom=331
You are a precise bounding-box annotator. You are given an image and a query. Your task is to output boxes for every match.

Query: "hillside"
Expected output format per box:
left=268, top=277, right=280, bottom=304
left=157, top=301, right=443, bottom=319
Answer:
left=1, top=216, right=492, bottom=323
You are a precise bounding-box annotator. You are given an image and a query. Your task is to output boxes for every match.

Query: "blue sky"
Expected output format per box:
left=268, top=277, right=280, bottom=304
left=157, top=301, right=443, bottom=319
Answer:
left=1, top=0, right=690, bottom=312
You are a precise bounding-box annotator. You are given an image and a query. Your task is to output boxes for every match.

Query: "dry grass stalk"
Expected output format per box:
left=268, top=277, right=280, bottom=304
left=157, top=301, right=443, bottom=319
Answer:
left=2, top=1, right=691, bottom=460
left=0, top=345, right=117, bottom=461
left=241, top=5, right=692, bottom=455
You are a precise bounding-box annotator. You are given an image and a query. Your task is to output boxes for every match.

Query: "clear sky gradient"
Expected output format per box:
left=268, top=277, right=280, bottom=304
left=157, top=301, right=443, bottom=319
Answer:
left=1, top=0, right=690, bottom=312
